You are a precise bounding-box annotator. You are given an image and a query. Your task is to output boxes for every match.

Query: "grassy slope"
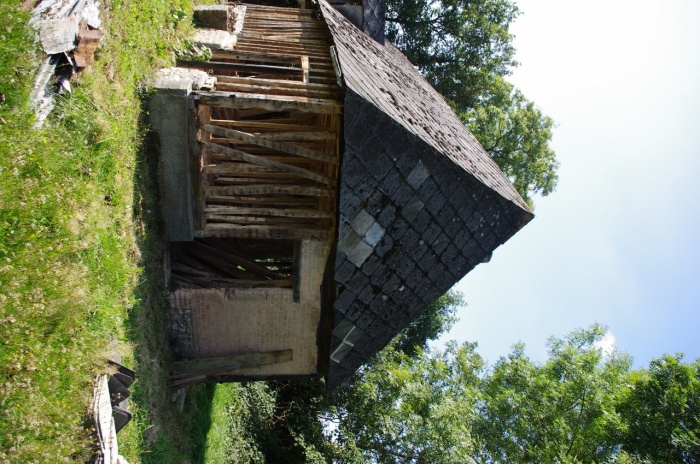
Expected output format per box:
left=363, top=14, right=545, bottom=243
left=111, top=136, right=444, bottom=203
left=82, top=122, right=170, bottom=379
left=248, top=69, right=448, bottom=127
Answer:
left=0, top=0, right=213, bottom=461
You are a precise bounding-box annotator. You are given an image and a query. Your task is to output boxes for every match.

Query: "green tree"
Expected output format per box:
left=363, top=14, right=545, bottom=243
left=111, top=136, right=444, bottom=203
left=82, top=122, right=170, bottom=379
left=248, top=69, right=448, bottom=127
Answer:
left=328, top=342, right=485, bottom=463
left=464, top=78, right=559, bottom=202
left=385, top=0, right=519, bottom=112
left=616, top=355, right=700, bottom=463
left=385, top=0, right=558, bottom=204
left=475, top=324, right=631, bottom=463
left=394, top=291, right=464, bottom=357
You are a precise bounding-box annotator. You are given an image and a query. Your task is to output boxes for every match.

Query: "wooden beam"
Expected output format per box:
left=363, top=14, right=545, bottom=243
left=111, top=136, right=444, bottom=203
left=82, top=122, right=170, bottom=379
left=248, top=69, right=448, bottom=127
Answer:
left=197, top=223, right=330, bottom=240
left=215, top=75, right=337, bottom=91
left=196, top=91, right=342, bottom=114
left=206, top=195, right=317, bottom=206
left=205, top=206, right=333, bottom=219
left=214, top=81, right=338, bottom=99
left=205, top=184, right=331, bottom=196
left=170, top=349, right=293, bottom=382
left=204, top=141, right=335, bottom=186
left=178, top=59, right=301, bottom=76
left=204, top=124, right=337, bottom=165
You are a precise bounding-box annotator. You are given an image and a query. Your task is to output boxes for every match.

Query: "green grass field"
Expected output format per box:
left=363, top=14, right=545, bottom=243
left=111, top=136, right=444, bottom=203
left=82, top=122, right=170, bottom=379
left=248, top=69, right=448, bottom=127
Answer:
left=0, top=1, right=230, bottom=461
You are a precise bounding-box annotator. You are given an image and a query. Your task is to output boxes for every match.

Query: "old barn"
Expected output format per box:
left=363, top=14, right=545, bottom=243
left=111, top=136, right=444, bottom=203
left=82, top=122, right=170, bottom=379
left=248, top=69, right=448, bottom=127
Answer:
left=150, top=0, right=533, bottom=389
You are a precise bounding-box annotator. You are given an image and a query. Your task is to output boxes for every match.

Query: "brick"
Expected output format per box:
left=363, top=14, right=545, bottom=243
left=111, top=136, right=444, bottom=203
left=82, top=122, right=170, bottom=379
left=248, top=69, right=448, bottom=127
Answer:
left=399, top=229, right=420, bottom=250
left=374, top=234, right=394, bottom=257
left=363, top=222, right=386, bottom=247
left=355, top=176, right=379, bottom=202
left=367, top=151, right=393, bottom=181
left=358, top=284, right=375, bottom=305
left=341, top=157, right=367, bottom=190
left=417, top=252, right=437, bottom=272
left=338, top=229, right=361, bottom=255
left=340, top=191, right=362, bottom=220
left=443, top=217, right=463, bottom=239
left=400, top=195, right=424, bottom=223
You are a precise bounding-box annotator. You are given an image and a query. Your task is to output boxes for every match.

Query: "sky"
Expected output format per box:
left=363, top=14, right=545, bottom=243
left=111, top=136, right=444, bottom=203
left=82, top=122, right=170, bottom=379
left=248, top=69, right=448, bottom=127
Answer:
left=440, top=0, right=700, bottom=367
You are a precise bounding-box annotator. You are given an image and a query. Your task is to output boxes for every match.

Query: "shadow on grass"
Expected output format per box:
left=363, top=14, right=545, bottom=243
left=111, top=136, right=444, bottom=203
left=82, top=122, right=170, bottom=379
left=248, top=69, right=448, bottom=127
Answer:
left=122, top=93, right=217, bottom=462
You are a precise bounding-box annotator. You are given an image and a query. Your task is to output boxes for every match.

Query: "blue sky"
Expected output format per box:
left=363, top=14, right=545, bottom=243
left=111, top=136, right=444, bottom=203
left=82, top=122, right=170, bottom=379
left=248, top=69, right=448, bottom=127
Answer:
left=441, top=0, right=700, bottom=366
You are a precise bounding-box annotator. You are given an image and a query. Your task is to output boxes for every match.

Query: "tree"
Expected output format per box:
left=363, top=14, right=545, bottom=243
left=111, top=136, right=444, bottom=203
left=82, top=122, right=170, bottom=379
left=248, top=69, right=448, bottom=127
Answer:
left=328, top=342, right=485, bottom=463
left=385, top=0, right=558, bottom=204
left=475, top=324, right=631, bottom=463
left=464, top=78, right=559, bottom=203
left=323, top=325, right=632, bottom=464
left=616, top=355, right=700, bottom=463
left=394, top=291, right=464, bottom=357
left=385, top=0, right=519, bottom=112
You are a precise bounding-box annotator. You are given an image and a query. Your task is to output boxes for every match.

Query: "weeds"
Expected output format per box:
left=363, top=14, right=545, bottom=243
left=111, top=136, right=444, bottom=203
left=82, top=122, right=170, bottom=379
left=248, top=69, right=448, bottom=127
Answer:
left=0, top=0, right=195, bottom=460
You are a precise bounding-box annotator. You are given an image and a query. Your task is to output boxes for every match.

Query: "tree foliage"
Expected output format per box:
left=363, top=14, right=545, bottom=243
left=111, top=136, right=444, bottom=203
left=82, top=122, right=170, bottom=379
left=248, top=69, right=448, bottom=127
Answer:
left=252, top=325, right=700, bottom=463
left=385, top=0, right=559, bottom=204
left=616, top=355, right=700, bottom=463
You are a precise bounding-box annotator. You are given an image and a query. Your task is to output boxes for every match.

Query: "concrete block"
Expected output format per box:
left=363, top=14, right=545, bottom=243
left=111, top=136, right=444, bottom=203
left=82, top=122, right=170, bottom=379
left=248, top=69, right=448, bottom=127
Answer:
left=351, top=209, right=375, bottom=236
left=347, top=241, right=374, bottom=267
left=407, top=160, right=430, bottom=188
left=400, top=195, right=424, bottom=223
left=363, top=222, right=385, bottom=247
left=193, top=29, right=237, bottom=51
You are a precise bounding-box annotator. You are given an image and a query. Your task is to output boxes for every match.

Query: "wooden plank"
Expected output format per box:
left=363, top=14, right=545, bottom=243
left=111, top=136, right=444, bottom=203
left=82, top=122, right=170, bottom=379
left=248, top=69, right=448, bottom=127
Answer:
left=205, top=206, right=333, bottom=219
left=206, top=195, right=316, bottom=206
left=205, top=214, right=319, bottom=226
left=204, top=141, right=335, bottom=186
left=171, top=350, right=293, bottom=378
left=301, top=55, right=309, bottom=83
left=178, top=59, right=301, bottom=77
left=209, top=119, right=327, bottom=132
left=206, top=184, right=330, bottom=196
left=204, top=124, right=336, bottom=165
left=203, top=163, right=277, bottom=174
left=197, top=91, right=341, bottom=114
left=211, top=50, right=302, bottom=63
left=197, top=223, right=330, bottom=240
left=215, top=75, right=337, bottom=91
left=255, top=131, right=335, bottom=142
left=214, top=81, right=338, bottom=99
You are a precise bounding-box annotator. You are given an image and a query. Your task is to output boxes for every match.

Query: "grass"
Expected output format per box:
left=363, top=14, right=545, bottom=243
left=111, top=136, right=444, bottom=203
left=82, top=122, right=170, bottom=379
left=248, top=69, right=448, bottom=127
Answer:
left=0, top=0, right=215, bottom=461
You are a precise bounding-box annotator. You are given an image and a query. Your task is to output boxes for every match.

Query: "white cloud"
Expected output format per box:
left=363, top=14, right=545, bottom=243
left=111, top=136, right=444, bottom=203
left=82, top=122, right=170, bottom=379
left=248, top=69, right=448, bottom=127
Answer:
left=594, top=331, right=616, bottom=358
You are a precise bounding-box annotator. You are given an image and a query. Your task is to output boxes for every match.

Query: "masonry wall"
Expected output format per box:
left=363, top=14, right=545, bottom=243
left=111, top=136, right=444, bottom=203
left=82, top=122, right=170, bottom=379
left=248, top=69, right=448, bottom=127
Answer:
left=170, top=239, right=332, bottom=377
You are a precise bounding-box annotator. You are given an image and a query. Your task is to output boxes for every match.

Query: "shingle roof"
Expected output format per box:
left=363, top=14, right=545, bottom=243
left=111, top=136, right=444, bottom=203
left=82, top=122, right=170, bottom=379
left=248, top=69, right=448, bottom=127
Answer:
left=322, top=0, right=529, bottom=211
left=319, top=0, right=533, bottom=389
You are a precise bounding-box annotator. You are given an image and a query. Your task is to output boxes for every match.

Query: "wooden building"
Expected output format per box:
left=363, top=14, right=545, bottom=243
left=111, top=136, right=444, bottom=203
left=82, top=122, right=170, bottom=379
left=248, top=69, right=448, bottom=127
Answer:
left=150, top=0, right=533, bottom=389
